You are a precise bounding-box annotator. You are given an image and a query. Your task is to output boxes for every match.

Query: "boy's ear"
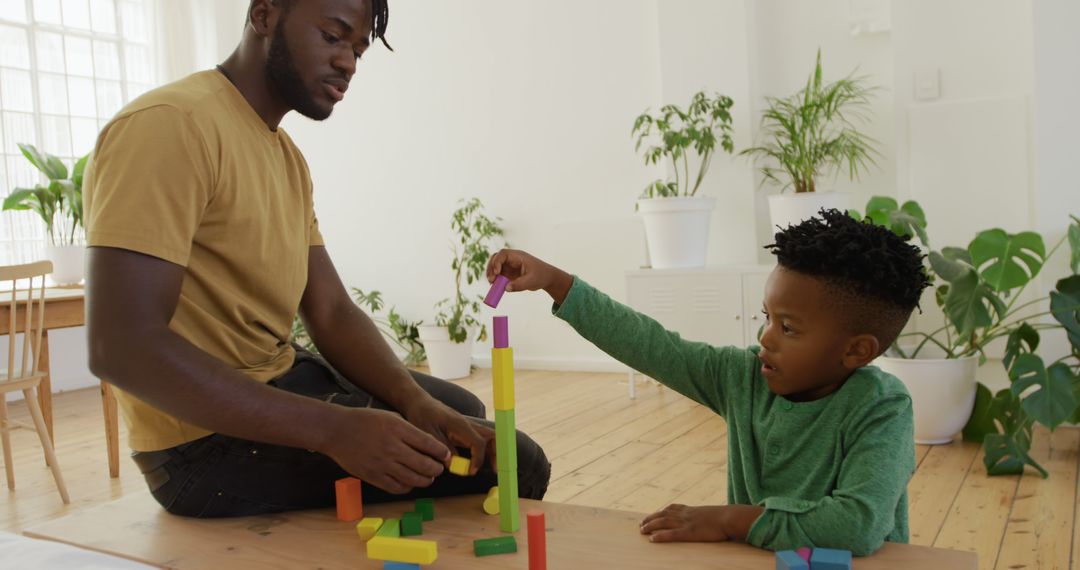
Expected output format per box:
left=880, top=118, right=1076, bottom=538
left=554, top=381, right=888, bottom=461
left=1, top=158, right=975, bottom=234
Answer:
left=842, top=334, right=880, bottom=369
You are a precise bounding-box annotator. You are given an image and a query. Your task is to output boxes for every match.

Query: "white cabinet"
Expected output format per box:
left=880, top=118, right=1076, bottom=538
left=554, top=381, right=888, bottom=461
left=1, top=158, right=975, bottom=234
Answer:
left=624, top=265, right=774, bottom=398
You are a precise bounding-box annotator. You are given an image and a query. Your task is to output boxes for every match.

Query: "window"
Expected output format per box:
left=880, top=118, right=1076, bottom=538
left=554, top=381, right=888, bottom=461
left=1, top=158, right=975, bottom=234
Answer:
left=0, top=0, right=157, bottom=264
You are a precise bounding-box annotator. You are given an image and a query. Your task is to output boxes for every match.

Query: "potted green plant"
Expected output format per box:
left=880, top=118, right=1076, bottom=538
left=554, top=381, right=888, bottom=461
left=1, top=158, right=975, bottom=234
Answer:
left=742, top=50, right=880, bottom=234
left=631, top=91, right=734, bottom=268
left=856, top=198, right=1080, bottom=476
left=2, top=143, right=89, bottom=284
left=291, top=288, right=426, bottom=365
left=418, top=198, right=506, bottom=380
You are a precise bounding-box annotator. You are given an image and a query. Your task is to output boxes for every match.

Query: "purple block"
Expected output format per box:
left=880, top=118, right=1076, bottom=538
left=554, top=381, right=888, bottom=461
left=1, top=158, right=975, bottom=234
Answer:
left=493, top=316, right=509, bottom=348
left=796, top=547, right=811, bottom=563
left=484, top=275, right=511, bottom=308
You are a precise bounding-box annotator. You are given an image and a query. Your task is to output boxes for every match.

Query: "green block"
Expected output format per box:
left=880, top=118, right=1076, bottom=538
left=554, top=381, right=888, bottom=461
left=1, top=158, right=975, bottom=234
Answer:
left=414, top=498, right=435, bottom=521
left=494, top=409, right=517, bottom=471
left=401, top=512, right=423, bottom=536
left=498, top=468, right=519, bottom=533
left=375, top=518, right=400, bottom=538
left=473, top=535, right=518, bottom=557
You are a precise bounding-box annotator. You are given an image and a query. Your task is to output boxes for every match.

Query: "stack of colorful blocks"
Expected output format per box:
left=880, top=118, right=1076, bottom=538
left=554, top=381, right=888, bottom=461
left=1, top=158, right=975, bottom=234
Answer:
left=775, top=546, right=852, bottom=570
left=350, top=497, right=439, bottom=569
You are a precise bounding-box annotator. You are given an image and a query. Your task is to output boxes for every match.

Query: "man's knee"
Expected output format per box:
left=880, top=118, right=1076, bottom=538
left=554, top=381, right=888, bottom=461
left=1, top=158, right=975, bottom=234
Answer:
left=515, top=429, right=550, bottom=500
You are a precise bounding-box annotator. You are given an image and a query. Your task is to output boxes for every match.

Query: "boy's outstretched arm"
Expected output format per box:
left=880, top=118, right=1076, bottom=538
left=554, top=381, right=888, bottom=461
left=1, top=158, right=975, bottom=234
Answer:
left=486, top=249, right=750, bottom=414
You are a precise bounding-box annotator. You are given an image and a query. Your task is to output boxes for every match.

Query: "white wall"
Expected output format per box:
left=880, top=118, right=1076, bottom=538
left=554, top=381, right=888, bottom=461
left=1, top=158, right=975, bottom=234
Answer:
left=283, top=1, right=664, bottom=371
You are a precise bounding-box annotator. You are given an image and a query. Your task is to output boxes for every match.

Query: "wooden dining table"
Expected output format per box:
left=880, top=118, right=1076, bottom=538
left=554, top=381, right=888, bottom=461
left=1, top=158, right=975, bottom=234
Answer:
left=0, top=286, right=120, bottom=478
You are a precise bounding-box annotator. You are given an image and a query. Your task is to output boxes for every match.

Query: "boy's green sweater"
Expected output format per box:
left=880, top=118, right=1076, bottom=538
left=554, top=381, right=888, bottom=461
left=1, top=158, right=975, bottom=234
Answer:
left=553, top=278, right=915, bottom=555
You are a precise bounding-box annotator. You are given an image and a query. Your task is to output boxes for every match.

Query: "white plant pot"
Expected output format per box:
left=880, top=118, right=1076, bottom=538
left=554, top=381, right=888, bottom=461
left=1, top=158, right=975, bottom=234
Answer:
left=418, top=325, right=474, bottom=380
left=45, top=244, right=85, bottom=286
left=637, top=196, right=716, bottom=269
left=874, top=355, right=978, bottom=445
left=767, top=192, right=850, bottom=234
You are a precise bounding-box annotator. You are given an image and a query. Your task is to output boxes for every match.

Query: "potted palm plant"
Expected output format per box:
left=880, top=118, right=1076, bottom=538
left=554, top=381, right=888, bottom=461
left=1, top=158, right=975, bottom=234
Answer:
left=291, top=288, right=425, bottom=365
left=418, top=198, right=505, bottom=380
left=2, top=144, right=88, bottom=284
left=856, top=198, right=1080, bottom=477
left=742, top=50, right=880, bottom=234
left=631, top=91, right=734, bottom=268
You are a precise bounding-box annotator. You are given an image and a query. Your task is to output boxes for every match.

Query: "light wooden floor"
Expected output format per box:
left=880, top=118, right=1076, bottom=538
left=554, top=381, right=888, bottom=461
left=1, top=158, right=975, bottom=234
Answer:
left=1, top=369, right=1077, bottom=569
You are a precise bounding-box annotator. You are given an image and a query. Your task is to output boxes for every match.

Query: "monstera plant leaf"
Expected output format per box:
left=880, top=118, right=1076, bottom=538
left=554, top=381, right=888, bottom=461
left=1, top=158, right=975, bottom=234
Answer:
left=968, top=229, right=1045, bottom=292
left=1051, top=275, right=1080, bottom=353
left=937, top=268, right=998, bottom=340
left=1009, top=354, right=1076, bottom=430
left=978, top=388, right=1048, bottom=477
left=863, top=196, right=929, bottom=246
left=962, top=383, right=997, bottom=443
left=1003, top=323, right=1039, bottom=371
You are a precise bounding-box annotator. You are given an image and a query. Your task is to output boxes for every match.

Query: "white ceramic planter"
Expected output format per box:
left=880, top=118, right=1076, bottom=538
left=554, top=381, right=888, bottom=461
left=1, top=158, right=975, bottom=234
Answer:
left=874, top=355, right=978, bottom=445
left=417, top=325, right=474, bottom=380
left=636, top=196, right=716, bottom=269
left=767, top=192, right=850, bottom=234
left=45, top=244, right=85, bottom=286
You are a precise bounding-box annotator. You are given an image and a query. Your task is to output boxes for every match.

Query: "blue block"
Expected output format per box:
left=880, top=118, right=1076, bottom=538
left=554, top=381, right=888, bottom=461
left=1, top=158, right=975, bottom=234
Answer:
left=383, top=563, right=420, bottom=570
left=776, top=550, right=809, bottom=570
left=809, top=547, right=852, bottom=570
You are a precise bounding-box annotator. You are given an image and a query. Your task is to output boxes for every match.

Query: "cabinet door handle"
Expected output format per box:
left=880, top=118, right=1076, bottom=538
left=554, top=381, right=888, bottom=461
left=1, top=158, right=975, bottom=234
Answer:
left=734, top=315, right=741, bottom=320
left=751, top=314, right=759, bottom=321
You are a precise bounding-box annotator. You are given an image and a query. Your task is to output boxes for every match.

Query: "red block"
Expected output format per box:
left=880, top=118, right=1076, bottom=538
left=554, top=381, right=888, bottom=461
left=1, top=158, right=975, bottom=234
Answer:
left=527, top=510, right=546, bottom=570
left=335, top=477, right=363, bottom=521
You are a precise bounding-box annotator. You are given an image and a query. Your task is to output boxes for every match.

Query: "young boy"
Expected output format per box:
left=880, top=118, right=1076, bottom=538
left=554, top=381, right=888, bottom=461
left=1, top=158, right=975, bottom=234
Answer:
left=485, top=209, right=931, bottom=555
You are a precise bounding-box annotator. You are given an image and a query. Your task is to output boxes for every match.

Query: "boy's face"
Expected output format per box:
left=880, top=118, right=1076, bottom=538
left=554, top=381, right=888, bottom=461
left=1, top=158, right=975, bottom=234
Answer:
left=758, top=267, right=867, bottom=402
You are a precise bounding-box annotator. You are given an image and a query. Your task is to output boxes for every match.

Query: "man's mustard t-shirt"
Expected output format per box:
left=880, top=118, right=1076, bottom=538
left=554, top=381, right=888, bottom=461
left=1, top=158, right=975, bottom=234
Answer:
left=84, top=70, right=324, bottom=451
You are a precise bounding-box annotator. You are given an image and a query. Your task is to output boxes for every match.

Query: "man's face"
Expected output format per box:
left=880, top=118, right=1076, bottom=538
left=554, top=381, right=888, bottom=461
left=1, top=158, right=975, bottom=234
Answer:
left=266, top=0, right=373, bottom=120
left=757, top=266, right=855, bottom=401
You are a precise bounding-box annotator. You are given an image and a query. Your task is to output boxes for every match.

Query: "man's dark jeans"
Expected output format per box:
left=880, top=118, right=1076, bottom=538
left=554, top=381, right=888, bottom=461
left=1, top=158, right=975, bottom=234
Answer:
left=131, top=351, right=551, bottom=517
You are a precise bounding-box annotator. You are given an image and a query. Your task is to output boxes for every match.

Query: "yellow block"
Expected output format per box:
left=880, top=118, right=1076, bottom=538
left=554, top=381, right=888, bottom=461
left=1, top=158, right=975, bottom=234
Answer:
left=483, top=486, right=500, bottom=515
left=492, top=347, right=515, bottom=411
left=366, top=537, right=438, bottom=565
left=355, top=517, right=383, bottom=541
left=449, top=455, right=471, bottom=476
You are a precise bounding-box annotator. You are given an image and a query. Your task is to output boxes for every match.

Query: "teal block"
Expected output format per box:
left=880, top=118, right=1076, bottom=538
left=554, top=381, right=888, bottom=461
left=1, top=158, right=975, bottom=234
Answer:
left=494, top=409, right=517, bottom=471
left=775, top=550, right=808, bottom=570
left=414, top=498, right=434, bottom=521
left=498, top=468, right=519, bottom=533
left=809, top=548, right=851, bottom=570
left=473, top=535, right=517, bottom=557
left=400, top=512, right=423, bottom=536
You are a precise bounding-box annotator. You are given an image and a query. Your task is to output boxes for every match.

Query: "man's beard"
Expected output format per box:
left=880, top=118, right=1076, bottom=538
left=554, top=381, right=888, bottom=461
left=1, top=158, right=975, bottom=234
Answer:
left=266, top=21, right=332, bottom=121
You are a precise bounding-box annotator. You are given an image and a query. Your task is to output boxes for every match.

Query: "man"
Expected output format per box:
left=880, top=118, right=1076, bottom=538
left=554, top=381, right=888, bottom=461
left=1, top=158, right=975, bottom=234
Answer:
left=84, top=0, right=549, bottom=517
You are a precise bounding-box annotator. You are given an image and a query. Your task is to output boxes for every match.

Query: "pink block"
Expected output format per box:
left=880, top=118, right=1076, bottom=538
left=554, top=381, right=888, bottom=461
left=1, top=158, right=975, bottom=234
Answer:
left=493, top=316, right=509, bottom=348
left=796, top=547, right=811, bottom=563
left=484, top=275, right=511, bottom=308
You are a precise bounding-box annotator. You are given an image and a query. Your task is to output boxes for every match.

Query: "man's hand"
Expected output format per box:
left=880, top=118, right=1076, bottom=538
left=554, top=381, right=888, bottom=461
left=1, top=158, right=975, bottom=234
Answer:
left=402, top=398, right=494, bottom=475
left=639, top=503, right=764, bottom=543
left=485, top=248, right=574, bottom=305
left=322, top=407, right=450, bottom=494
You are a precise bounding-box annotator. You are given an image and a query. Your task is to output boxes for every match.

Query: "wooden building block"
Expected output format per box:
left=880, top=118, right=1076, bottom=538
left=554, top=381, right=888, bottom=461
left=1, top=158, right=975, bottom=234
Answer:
left=355, top=517, right=384, bottom=541
left=414, top=498, right=435, bottom=521
left=366, top=537, right=437, bottom=565
left=494, top=409, right=517, bottom=471
left=809, top=548, right=852, bottom=570
left=375, top=518, right=400, bottom=538
left=400, top=512, right=423, bottom=537
left=473, top=535, right=517, bottom=557
left=498, top=468, right=520, bottom=533
left=449, top=455, right=471, bottom=476
left=491, top=347, right=515, bottom=410
left=527, top=510, right=547, bottom=570
left=775, top=550, right=809, bottom=570
left=382, top=563, right=419, bottom=570
left=796, top=547, right=811, bottom=564
left=334, top=477, right=363, bottom=522
left=482, top=486, right=499, bottom=515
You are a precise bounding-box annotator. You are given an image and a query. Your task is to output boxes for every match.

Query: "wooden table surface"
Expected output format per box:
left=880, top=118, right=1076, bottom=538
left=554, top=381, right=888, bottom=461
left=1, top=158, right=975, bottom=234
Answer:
left=23, top=491, right=977, bottom=569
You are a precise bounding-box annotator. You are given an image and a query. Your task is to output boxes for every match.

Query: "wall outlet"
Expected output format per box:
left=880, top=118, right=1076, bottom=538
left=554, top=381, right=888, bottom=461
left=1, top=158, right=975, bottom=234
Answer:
left=914, top=68, right=941, bottom=101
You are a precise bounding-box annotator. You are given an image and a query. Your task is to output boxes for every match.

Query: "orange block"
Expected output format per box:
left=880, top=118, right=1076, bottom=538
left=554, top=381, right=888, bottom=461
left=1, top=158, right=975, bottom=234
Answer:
left=335, top=477, right=363, bottom=521
left=527, top=510, right=547, bottom=570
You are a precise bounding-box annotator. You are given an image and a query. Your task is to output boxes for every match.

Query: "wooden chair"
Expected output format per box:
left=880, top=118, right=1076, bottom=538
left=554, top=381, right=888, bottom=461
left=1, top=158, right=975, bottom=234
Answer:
left=0, top=260, right=70, bottom=504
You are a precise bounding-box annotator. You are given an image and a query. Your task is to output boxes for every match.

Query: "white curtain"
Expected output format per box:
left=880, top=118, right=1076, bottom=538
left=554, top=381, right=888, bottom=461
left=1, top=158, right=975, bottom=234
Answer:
left=156, top=0, right=248, bottom=82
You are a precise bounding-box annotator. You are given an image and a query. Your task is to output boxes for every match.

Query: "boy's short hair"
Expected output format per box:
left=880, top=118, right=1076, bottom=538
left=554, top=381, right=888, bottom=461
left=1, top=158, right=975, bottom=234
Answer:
left=765, top=208, right=932, bottom=354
